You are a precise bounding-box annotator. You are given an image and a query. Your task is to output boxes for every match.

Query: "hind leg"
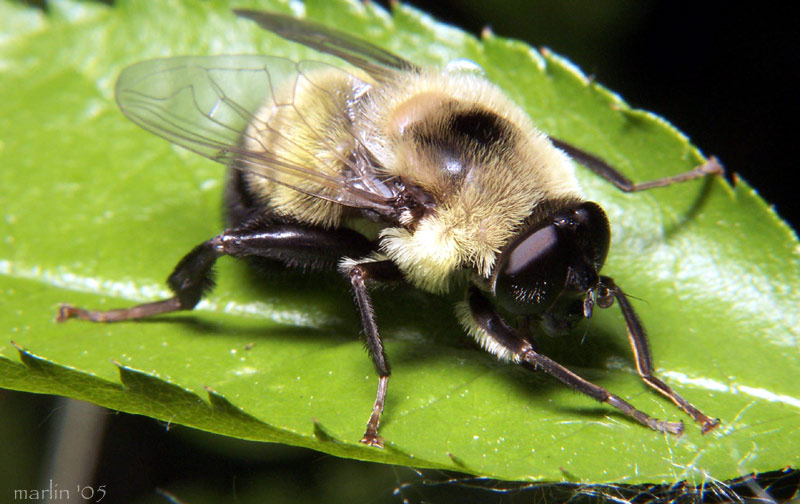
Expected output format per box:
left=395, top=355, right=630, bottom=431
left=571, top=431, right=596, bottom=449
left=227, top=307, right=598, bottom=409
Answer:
left=58, top=219, right=373, bottom=322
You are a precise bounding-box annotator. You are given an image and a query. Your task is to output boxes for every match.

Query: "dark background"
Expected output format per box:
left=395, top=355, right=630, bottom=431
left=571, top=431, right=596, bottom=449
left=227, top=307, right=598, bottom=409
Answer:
left=2, top=2, right=798, bottom=503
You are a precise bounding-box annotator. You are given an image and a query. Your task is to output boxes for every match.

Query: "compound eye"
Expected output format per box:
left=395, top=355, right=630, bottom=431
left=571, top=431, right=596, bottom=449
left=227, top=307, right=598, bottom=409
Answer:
left=493, top=223, right=570, bottom=315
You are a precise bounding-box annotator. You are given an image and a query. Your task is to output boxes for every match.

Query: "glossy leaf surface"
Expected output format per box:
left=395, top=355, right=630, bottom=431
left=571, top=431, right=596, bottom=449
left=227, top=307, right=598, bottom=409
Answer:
left=1, top=0, right=798, bottom=483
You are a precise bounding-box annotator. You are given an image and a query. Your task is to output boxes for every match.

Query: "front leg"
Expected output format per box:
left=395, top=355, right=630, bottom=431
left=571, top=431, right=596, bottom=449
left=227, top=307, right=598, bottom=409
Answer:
left=460, top=286, right=684, bottom=435
left=602, top=276, right=720, bottom=433
left=340, top=258, right=404, bottom=447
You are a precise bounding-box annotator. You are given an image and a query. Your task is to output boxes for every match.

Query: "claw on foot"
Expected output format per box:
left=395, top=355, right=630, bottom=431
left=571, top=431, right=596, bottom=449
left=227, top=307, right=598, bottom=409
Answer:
left=56, top=304, right=79, bottom=322
left=650, top=419, right=684, bottom=436
left=701, top=418, right=721, bottom=435
left=360, top=432, right=384, bottom=448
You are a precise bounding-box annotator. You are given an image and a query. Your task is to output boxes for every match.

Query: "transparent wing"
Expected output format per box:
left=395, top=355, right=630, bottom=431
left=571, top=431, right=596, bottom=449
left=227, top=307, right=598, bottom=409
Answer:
left=234, top=9, right=420, bottom=80
left=115, top=55, right=397, bottom=212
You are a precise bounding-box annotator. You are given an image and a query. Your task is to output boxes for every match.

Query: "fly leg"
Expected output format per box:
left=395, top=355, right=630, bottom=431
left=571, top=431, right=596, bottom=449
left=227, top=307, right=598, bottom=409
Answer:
left=550, top=138, right=723, bottom=192
left=58, top=220, right=405, bottom=447
left=57, top=219, right=373, bottom=322
left=341, top=259, right=404, bottom=448
left=464, top=286, right=685, bottom=435
left=602, top=276, right=720, bottom=433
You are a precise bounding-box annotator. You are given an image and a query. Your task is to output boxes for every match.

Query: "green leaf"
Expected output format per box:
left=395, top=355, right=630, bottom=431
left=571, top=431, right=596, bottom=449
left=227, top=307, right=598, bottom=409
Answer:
left=1, top=0, right=798, bottom=483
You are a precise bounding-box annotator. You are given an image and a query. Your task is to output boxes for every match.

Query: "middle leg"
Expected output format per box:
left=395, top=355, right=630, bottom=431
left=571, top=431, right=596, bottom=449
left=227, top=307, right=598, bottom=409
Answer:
left=340, top=258, right=404, bottom=447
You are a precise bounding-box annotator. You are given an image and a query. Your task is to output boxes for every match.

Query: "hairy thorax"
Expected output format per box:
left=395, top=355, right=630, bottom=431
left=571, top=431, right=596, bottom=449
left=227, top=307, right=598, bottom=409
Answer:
left=360, top=69, right=583, bottom=291
left=240, top=65, right=583, bottom=292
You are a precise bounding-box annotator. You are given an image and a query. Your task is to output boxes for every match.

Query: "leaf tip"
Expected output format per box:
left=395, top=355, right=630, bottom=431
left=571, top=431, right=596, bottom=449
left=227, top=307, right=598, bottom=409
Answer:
left=447, top=451, right=468, bottom=468
left=312, top=417, right=338, bottom=444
